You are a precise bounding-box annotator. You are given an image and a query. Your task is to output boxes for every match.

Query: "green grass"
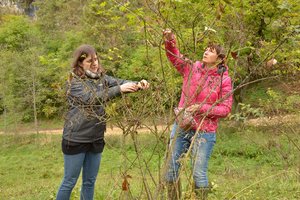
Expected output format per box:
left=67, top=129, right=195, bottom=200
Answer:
left=0, top=116, right=64, bottom=133
left=0, top=122, right=299, bottom=200
left=242, top=83, right=269, bottom=107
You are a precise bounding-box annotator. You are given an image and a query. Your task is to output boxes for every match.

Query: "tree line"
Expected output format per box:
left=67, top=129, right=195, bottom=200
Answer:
left=0, top=0, right=299, bottom=129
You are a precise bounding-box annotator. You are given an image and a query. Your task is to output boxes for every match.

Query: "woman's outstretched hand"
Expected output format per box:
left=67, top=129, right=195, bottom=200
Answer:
left=137, top=79, right=150, bottom=90
left=120, top=82, right=139, bottom=93
left=120, top=80, right=150, bottom=93
left=186, top=104, right=201, bottom=114
left=163, top=28, right=175, bottom=41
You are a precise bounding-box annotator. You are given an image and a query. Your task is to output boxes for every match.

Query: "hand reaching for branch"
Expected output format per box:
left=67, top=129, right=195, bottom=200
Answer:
left=137, top=79, right=150, bottom=90
left=185, top=104, right=200, bottom=114
left=120, top=82, right=139, bottom=93
left=163, top=28, right=175, bottom=41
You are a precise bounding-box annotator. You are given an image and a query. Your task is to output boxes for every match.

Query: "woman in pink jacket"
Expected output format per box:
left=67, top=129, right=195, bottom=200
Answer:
left=163, top=29, right=233, bottom=200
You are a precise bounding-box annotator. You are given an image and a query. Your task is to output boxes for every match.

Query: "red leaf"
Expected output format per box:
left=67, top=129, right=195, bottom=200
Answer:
left=231, top=51, right=238, bottom=59
left=122, top=179, right=129, bottom=191
left=121, top=174, right=132, bottom=191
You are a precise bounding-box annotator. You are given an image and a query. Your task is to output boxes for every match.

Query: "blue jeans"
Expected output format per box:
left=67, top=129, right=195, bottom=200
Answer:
left=166, top=123, right=216, bottom=188
left=56, top=152, right=102, bottom=200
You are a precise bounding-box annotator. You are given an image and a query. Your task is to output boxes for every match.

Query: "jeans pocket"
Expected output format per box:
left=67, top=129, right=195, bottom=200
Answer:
left=170, top=122, right=178, bottom=139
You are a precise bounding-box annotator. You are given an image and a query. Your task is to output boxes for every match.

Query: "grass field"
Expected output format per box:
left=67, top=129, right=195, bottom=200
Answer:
left=0, top=121, right=299, bottom=200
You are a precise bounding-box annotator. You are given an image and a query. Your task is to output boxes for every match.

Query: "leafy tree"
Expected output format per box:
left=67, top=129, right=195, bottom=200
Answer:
left=0, top=0, right=299, bottom=129
left=0, top=15, right=43, bottom=131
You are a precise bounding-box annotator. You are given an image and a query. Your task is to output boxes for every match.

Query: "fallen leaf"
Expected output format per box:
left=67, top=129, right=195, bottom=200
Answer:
left=121, top=174, right=132, bottom=191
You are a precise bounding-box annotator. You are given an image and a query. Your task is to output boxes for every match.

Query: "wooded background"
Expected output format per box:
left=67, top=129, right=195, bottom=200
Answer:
left=1, top=1, right=300, bottom=200
left=0, top=0, right=299, bottom=129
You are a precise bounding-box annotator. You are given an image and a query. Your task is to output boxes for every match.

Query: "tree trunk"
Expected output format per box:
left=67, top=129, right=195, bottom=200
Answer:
left=3, top=106, right=7, bottom=133
left=32, top=73, right=39, bottom=134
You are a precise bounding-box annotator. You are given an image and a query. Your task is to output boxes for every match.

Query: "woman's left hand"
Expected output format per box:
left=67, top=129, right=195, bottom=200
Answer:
left=137, top=80, right=150, bottom=90
left=186, top=104, right=200, bottom=114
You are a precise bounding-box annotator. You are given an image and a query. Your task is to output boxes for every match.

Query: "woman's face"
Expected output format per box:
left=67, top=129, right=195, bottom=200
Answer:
left=80, top=54, right=99, bottom=73
left=202, top=47, right=219, bottom=65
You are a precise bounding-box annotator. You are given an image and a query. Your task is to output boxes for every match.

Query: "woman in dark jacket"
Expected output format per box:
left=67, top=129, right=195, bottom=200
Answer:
left=56, top=44, right=149, bottom=200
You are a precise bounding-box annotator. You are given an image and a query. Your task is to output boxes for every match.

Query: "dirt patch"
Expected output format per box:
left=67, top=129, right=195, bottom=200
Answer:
left=1, top=114, right=299, bottom=135
left=246, top=114, right=300, bottom=127
left=0, top=125, right=170, bottom=135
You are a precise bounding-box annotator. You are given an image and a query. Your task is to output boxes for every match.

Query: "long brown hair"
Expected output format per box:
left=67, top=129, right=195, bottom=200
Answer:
left=71, top=44, right=103, bottom=78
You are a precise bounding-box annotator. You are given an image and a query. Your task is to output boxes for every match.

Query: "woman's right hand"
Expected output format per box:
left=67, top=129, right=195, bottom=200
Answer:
left=120, top=82, right=139, bottom=93
left=163, top=28, right=174, bottom=41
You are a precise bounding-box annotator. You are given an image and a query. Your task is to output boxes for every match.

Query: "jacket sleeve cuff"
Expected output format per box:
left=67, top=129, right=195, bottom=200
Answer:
left=107, top=86, right=122, bottom=99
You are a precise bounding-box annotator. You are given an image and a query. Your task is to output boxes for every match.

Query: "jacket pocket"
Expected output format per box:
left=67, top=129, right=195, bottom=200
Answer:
left=71, top=116, right=84, bottom=132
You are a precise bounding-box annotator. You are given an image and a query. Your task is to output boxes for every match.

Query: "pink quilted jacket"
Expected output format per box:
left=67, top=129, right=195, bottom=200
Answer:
left=165, top=39, right=233, bottom=133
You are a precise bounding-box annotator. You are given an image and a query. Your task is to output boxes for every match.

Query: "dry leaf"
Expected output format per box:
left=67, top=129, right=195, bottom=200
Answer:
left=231, top=51, right=238, bottom=59
left=219, top=2, right=225, bottom=13
left=121, top=174, right=132, bottom=191
left=266, top=58, right=277, bottom=67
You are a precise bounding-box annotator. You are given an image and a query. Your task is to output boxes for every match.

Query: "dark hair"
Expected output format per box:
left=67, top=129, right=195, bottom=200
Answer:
left=71, top=44, right=102, bottom=78
left=207, top=43, right=226, bottom=60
